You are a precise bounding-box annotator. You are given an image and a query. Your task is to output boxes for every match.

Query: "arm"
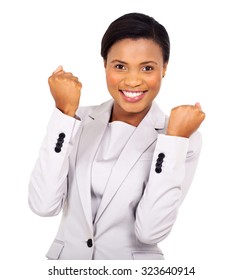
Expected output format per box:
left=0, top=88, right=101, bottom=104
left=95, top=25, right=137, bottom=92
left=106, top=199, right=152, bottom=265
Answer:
left=28, top=109, right=82, bottom=217
left=28, top=66, right=82, bottom=216
left=135, top=103, right=205, bottom=244
left=135, top=131, right=202, bottom=244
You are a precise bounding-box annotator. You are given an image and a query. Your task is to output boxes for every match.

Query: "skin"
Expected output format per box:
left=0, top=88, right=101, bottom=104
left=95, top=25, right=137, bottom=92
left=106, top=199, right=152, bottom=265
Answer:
left=48, top=38, right=205, bottom=138
left=48, top=66, right=81, bottom=117
left=104, top=38, right=167, bottom=126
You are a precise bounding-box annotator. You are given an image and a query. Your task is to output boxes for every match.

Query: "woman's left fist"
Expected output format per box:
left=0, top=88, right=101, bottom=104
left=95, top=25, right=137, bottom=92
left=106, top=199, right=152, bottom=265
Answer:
left=166, top=103, right=205, bottom=138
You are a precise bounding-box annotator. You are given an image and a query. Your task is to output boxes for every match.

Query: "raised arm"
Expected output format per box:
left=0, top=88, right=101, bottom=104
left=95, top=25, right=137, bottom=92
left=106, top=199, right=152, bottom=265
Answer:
left=135, top=103, right=205, bottom=244
left=28, top=66, right=82, bottom=216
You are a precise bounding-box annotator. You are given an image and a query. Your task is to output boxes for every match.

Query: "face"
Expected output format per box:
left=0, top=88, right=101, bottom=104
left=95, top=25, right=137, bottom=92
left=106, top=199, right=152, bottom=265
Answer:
left=104, top=38, right=167, bottom=124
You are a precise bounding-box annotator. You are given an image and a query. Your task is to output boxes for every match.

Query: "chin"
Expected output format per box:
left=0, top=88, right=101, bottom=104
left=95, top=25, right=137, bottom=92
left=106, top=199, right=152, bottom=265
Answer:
left=121, top=102, right=150, bottom=115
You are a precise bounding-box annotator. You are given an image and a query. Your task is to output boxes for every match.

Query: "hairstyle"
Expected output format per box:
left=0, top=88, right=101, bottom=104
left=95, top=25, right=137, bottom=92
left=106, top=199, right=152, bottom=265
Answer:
left=101, top=12, right=170, bottom=64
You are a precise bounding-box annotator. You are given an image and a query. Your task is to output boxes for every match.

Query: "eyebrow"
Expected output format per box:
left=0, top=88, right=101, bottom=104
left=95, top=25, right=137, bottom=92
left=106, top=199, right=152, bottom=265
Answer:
left=111, top=60, right=127, bottom=64
left=111, top=59, right=158, bottom=65
left=140, top=61, right=158, bottom=65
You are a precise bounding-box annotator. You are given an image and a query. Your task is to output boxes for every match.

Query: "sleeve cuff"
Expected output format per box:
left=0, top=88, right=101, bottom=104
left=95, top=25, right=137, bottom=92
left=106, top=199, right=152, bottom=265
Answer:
left=155, top=134, right=189, bottom=162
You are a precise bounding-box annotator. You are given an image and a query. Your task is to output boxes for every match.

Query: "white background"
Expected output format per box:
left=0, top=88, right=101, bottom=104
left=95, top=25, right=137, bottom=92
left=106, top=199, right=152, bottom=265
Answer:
left=1, top=0, right=242, bottom=279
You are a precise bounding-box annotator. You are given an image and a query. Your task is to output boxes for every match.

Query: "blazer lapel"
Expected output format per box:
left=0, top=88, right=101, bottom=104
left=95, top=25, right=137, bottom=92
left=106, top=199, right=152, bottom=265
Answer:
left=75, top=100, right=113, bottom=230
left=94, top=102, right=166, bottom=224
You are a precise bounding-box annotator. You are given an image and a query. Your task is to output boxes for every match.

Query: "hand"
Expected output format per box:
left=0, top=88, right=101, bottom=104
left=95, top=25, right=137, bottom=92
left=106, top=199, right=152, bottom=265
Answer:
left=166, top=103, right=205, bottom=138
left=48, top=65, right=82, bottom=117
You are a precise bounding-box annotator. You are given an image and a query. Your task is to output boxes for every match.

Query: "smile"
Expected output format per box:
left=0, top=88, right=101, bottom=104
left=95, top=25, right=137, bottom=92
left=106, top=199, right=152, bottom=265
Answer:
left=120, top=90, right=146, bottom=102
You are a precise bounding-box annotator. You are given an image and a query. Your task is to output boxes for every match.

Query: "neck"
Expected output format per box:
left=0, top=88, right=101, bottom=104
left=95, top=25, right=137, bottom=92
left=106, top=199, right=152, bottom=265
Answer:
left=110, top=102, right=151, bottom=127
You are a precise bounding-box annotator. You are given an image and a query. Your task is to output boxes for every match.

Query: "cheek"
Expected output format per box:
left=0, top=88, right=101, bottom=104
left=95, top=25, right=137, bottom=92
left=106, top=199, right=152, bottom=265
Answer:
left=147, top=75, right=162, bottom=91
left=106, top=71, right=120, bottom=89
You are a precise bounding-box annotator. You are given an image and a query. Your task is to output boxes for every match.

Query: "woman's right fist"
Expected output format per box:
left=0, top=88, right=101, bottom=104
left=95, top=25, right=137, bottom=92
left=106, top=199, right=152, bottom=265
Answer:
left=48, top=66, right=82, bottom=117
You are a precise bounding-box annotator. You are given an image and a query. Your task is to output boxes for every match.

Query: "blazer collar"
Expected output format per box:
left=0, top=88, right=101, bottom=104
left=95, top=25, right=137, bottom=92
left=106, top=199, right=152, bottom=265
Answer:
left=87, top=99, right=114, bottom=121
left=87, top=99, right=166, bottom=129
left=75, top=99, right=167, bottom=228
left=75, top=102, right=111, bottom=230
left=93, top=100, right=167, bottom=224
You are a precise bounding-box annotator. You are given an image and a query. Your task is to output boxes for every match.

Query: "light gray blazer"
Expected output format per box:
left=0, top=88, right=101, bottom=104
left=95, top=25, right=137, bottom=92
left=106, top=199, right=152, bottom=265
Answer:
left=28, top=99, right=202, bottom=260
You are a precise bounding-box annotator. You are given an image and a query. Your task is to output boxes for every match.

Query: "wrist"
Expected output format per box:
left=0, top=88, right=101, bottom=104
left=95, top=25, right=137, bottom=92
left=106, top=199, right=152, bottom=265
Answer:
left=56, top=106, right=77, bottom=118
left=166, top=129, right=189, bottom=138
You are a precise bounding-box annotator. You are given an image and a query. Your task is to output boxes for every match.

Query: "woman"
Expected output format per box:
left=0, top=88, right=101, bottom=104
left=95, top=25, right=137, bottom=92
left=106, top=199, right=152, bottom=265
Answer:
left=28, top=12, right=205, bottom=260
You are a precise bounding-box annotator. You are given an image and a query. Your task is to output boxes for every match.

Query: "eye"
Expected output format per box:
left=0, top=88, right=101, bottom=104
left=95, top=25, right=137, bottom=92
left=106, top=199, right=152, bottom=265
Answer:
left=115, top=64, right=126, bottom=70
left=142, top=65, right=153, bottom=71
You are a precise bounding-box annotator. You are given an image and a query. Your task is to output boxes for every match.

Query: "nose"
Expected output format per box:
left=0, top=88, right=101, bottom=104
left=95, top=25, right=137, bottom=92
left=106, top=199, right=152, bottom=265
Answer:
left=124, top=71, right=142, bottom=87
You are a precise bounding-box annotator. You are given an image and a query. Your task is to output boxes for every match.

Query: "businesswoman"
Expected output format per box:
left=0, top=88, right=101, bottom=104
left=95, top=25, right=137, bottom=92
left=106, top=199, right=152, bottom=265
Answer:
left=28, top=12, right=205, bottom=260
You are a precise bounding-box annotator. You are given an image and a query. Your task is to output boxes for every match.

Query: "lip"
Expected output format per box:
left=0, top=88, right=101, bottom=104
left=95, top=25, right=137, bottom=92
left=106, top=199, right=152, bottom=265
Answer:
left=119, top=90, right=147, bottom=103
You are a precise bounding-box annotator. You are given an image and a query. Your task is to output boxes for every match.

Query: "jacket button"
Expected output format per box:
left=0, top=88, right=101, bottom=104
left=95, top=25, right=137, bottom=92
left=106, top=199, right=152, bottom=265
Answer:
left=56, top=142, right=63, bottom=148
left=59, top=133, right=66, bottom=139
left=57, top=138, right=64, bottom=144
left=158, top=153, right=165, bottom=159
left=156, top=158, right=163, bottom=165
left=54, top=147, right=61, bottom=153
left=87, top=239, right=93, bottom=248
left=155, top=167, right=162, bottom=173
left=155, top=162, right=162, bottom=168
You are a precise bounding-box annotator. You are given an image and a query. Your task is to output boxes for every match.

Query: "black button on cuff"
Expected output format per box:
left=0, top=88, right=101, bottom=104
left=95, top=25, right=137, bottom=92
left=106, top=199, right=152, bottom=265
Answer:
left=56, top=142, right=63, bottom=148
left=87, top=239, right=93, bottom=248
left=54, top=132, right=66, bottom=153
left=55, top=147, right=61, bottom=153
left=156, top=158, right=163, bottom=164
left=158, top=153, right=165, bottom=159
left=59, top=133, right=66, bottom=139
left=155, top=167, right=162, bottom=173
left=155, top=162, right=162, bottom=167
left=57, top=138, right=64, bottom=144
left=155, top=153, right=165, bottom=173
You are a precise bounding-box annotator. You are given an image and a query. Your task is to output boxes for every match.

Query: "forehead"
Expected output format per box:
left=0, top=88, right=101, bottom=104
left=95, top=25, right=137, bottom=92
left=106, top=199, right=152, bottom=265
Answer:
left=107, top=38, right=164, bottom=63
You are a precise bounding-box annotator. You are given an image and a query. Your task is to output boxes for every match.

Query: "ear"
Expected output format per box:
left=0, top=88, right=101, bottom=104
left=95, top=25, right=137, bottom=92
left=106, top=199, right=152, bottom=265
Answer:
left=162, top=63, right=168, bottom=78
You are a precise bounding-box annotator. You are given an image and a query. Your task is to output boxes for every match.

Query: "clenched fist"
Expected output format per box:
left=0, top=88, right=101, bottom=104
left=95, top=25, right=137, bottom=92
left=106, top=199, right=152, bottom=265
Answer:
left=167, top=103, right=205, bottom=138
left=48, top=66, right=82, bottom=117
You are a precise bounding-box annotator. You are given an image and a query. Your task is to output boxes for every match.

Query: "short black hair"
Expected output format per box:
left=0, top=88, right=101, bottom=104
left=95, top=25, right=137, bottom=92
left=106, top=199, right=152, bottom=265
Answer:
left=101, top=12, right=170, bottom=64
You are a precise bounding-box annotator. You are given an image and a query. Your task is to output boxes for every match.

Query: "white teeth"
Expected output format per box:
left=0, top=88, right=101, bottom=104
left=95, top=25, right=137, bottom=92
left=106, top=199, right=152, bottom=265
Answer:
left=122, top=91, right=144, bottom=98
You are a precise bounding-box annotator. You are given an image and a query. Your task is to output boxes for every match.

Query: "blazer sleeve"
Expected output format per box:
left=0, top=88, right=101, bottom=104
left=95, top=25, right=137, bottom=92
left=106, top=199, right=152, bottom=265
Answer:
left=28, top=108, right=82, bottom=217
left=135, top=131, right=202, bottom=244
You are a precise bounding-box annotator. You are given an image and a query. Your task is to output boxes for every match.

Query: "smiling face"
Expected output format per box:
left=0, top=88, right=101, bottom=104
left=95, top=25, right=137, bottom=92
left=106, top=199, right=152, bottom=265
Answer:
left=104, top=38, right=167, bottom=126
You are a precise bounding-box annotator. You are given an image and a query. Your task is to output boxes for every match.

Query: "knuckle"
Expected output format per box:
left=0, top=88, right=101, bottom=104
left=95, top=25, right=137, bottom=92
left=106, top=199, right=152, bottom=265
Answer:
left=48, top=76, right=53, bottom=83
